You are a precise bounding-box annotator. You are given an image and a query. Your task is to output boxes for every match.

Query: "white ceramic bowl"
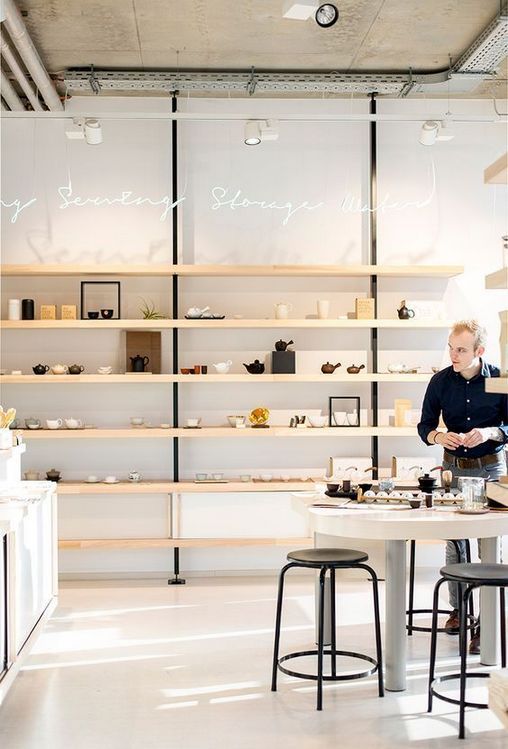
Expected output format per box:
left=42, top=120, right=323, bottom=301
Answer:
left=260, top=474, right=273, bottom=482
left=308, top=415, right=327, bottom=428
left=363, top=490, right=376, bottom=497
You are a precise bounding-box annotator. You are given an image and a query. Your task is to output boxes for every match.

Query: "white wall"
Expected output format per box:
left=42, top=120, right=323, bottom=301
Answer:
left=1, top=96, right=506, bottom=575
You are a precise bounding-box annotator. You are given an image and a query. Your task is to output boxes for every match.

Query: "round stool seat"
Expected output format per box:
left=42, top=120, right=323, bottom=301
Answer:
left=287, top=548, right=368, bottom=566
left=440, top=563, right=508, bottom=585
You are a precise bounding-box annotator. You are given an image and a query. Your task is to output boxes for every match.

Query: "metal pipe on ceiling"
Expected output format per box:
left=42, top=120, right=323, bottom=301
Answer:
left=2, top=0, right=62, bottom=111
left=0, top=30, right=42, bottom=110
left=0, top=69, right=24, bottom=110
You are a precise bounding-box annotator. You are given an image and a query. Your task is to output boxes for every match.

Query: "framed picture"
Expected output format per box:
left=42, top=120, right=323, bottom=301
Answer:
left=329, top=396, right=361, bottom=427
left=80, top=281, right=121, bottom=320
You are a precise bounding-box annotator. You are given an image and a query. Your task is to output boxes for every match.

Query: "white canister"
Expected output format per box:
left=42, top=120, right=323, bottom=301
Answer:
left=8, top=299, right=21, bottom=320
left=0, top=428, right=13, bottom=449
left=317, top=300, right=330, bottom=319
left=274, top=302, right=292, bottom=319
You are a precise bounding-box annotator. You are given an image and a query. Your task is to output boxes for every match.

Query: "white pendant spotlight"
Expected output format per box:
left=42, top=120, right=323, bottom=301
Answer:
left=419, top=121, right=439, bottom=146
left=84, top=118, right=103, bottom=145
left=244, top=120, right=279, bottom=146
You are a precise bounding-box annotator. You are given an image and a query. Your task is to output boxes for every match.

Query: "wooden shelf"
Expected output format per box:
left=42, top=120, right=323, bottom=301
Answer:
left=1, top=318, right=452, bottom=330
left=484, top=152, right=508, bottom=185
left=1, top=263, right=463, bottom=278
left=485, top=377, right=508, bottom=394
left=1, top=373, right=434, bottom=384
left=56, top=479, right=320, bottom=494
left=59, top=536, right=313, bottom=549
left=485, top=267, right=508, bottom=290
left=20, top=426, right=417, bottom=439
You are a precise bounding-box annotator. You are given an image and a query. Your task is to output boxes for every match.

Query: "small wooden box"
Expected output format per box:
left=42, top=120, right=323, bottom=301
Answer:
left=355, top=298, right=375, bottom=319
left=394, top=398, right=412, bottom=427
left=61, top=305, right=77, bottom=320
left=40, top=304, right=56, bottom=320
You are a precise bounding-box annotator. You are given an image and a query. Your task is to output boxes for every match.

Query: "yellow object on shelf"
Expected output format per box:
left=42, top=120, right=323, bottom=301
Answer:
left=40, top=304, right=56, bottom=319
left=249, top=407, right=270, bottom=426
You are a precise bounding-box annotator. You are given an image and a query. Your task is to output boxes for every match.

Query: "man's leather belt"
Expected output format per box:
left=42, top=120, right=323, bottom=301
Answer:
left=443, top=450, right=502, bottom=470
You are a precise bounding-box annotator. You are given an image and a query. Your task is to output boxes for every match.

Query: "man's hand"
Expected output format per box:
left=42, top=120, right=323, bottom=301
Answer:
left=436, top=431, right=464, bottom=449
left=462, top=428, right=490, bottom=448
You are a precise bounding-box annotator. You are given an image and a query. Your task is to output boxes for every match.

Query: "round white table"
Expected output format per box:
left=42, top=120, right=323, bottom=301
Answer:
left=306, top=504, right=508, bottom=691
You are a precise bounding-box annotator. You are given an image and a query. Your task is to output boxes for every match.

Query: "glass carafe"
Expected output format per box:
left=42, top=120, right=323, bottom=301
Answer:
left=458, top=477, right=485, bottom=511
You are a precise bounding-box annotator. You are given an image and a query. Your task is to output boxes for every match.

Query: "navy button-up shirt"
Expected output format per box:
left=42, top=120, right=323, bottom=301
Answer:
left=417, top=359, right=508, bottom=458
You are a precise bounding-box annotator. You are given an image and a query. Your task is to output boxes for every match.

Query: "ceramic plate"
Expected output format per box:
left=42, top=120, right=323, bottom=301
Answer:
left=102, top=479, right=120, bottom=484
left=85, top=478, right=101, bottom=483
left=455, top=507, right=490, bottom=515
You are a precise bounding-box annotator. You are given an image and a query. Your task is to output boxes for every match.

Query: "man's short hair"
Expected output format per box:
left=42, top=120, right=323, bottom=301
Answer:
left=450, top=319, right=487, bottom=349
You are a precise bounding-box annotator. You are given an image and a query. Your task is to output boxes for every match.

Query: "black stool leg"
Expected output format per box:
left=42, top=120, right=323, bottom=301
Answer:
left=317, top=566, right=327, bottom=711
left=271, top=562, right=296, bottom=692
left=330, top=567, right=337, bottom=678
left=428, top=576, right=447, bottom=712
left=459, top=586, right=475, bottom=740
left=464, top=540, right=475, bottom=624
left=408, top=540, right=416, bottom=636
left=501, top=587, right=506, bottom=669
left=357, top=562, right=384, bottom=697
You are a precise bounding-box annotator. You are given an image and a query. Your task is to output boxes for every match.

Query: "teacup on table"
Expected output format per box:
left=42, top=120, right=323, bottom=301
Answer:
left=46, top=418, right=63, bottom=430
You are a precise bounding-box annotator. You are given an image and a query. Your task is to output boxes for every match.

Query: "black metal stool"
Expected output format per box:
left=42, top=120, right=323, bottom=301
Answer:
left=271, top=547, right=384, bottom=710
left=428, top=563, right=508, bottom=739
left=407, top=539, right=476, bottom=635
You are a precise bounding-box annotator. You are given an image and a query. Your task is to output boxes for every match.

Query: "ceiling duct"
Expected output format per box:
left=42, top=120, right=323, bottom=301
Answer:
left=0, top=30, right=42, bottom=110
left=1, top=0, right=62, bottom=110
left=0, top=68, right=24, bottom=110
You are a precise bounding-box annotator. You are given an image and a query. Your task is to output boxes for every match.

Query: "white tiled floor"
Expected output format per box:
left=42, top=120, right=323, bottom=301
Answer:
left=0, top=573, right=506, bottom=748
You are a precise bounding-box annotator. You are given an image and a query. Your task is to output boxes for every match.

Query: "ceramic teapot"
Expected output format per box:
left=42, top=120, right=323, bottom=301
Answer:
left=186, top=306, right=210, bottom=319
left=397, top=302, right=415, bottom=320
left=346, top=364, right=365, bottom=374
left=130, top=355, right=149, bottom=372
left=32, top=363, right=49, bottom=375
left=274, top=339, right=294, bottom=351
left=51, top=364, right=68, bottom=375
left=128, top=470, right=141, bottom=482
left=418, top=473, right=437, bottom=492
left=212, top=360, right=232, bottom=374
left=387, top=362, right=407, bottom=373
left=68, top=364, right=84, bottom=375
left=243, top=359, right=265, bottom=374
left=46, top=468, right=61, bottom=482
left=274, top=302, right=292, bottom=319
left=321, top=361, right=341, bottom=374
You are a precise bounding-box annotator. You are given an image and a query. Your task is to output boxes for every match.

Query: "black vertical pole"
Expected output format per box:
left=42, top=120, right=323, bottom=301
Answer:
left=169, top=92, right=185, bottom=584
left=369, top=94, right=379, bottom=480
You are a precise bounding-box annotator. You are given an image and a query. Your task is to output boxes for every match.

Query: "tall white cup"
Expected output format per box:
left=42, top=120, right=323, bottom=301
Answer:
left=8, top=299, right=21, bottom=320
left=317, top=300, right=330, bottom=319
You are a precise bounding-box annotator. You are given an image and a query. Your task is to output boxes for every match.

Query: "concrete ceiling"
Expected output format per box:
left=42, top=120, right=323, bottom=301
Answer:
left=12, top=0, right=508, bottom=97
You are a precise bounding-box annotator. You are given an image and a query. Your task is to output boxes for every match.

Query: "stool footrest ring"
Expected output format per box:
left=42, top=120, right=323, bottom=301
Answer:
left=430, top=672, right=490, bottom=710
left=406, top=609, right=476, bottom=634
left=278, top=649, right=378, bottom=682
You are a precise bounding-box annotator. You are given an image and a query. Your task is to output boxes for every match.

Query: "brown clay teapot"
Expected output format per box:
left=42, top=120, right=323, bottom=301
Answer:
left=397, top=301, right=415, bottom=320
left=274, top=339, right=294, bottom=351
left=321, top=361, right=341, bottom=374
left=346, top=364, right=365, bottom=374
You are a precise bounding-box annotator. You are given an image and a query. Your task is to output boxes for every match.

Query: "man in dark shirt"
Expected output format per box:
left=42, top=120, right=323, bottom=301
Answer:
left=418, top=320, right=507, bottom=652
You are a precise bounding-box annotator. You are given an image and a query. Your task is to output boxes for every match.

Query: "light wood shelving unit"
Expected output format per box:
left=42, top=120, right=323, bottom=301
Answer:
left=1, top=263, right=463, bottom=277
left=20, top=426, right=417, bottom=439
left=484, top=152, right=508, bottom=185
left=1, top=317, right=452, bottom=330
left=2, top=261, right=460, bottom=564
left=3, top=373, right=433, bottom=384
left=485, top=378, right=508, bottom=395
left=485, top=267, right=508, bottom=290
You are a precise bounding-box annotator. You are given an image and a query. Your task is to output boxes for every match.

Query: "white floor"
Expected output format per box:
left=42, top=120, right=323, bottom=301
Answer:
left=0, top=572, right=506, bottom=748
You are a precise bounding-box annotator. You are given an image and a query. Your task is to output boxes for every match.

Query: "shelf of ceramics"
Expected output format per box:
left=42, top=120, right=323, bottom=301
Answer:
left=56, top=479, right=320, bottom=494
left=21, top=426, right=417, bottom=439
left=1, top=318, right=452, bottom=330
left=485, top=377, right=508, bottom=394
left=484, top=152, right=508, bottom=185
left=0, top=264, right=464, bottom=278
left=58, top=536, right=314, bottom=550
left=485, top=267, right=508, bottom=290
left=1, top=373, right=434, bottom=384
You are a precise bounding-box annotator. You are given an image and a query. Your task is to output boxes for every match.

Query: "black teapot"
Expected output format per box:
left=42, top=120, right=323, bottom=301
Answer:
left=68, top=364, right=84, bottom=375
left=274, top=339, right=294, bottom=352
left=417, top=473, right=437, bottom=492
left=397, top=302, right=415, bottom=320
left=32, top=363, right=49, bottom=375
left=243, top=359, right=265, bottom=374
left=46, top=468, right=61, bottom=482
left=130, top=355, right=149, bottom=372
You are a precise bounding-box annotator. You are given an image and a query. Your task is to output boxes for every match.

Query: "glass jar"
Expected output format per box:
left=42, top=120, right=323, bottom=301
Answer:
left=458, top=477, right=485, bottom=511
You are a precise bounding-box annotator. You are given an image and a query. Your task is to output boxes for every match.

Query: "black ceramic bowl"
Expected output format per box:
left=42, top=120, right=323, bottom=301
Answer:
left=358, top=482, right=372, bottom=493
left=408, top=498, right=422, bottom=509
left=326, top=483, right=339, bottom=493
left=87, top=311, right=99, bottom=319
left=101, top=309, right=114, bottom=319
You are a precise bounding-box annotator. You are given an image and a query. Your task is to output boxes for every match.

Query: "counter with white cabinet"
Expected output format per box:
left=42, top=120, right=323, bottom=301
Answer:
left=0, top=471, right=58, bottom=705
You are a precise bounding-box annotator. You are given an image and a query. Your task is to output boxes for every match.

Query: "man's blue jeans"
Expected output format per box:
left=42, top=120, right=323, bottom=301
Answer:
left=444, top=452, right=507, bottom=609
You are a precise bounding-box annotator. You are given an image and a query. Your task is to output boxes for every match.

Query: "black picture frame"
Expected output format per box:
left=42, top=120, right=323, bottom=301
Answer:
left=80, top=281, right=121, bottom=320
left=329, top=396, right=361, bottom=427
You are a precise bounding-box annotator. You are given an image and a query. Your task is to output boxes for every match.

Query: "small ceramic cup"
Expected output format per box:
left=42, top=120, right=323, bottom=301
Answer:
left=130, top=417, right=144, bottom=426
left=46, top=418, right=63, bottom=430
left=195, top=473, right=208, bottom=481
left=186, top=418, right=201, bottom=428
